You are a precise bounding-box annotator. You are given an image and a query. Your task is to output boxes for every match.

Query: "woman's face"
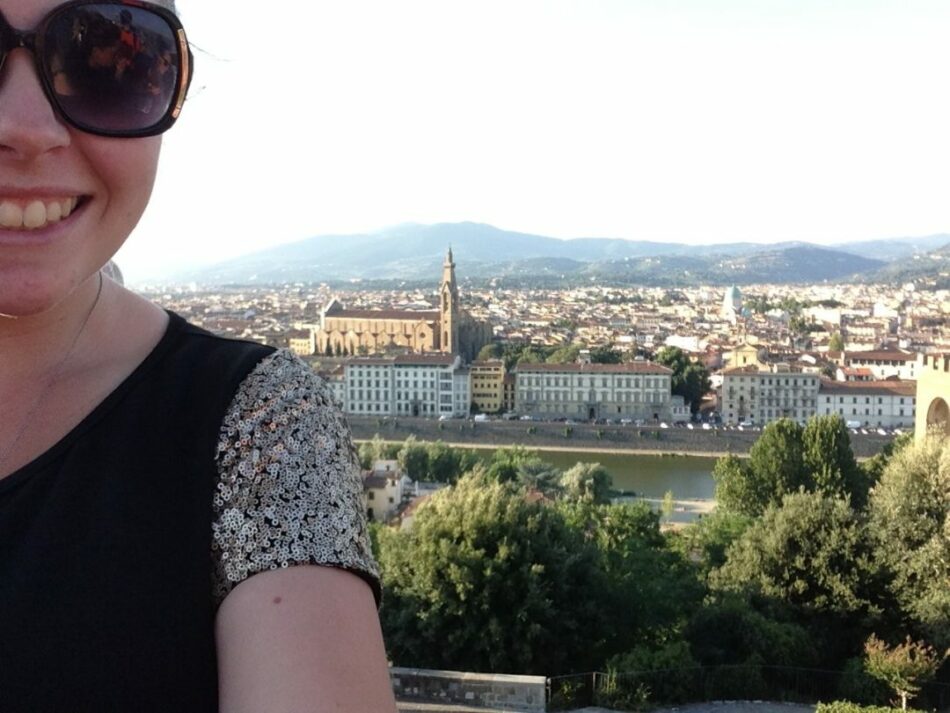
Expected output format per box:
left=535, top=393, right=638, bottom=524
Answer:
left=0, top=0, right=162, bottom=317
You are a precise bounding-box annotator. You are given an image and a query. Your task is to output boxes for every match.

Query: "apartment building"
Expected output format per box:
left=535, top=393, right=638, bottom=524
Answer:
left=362, top=460, right=409, bottom=523
left=817, top=380, right=916, bottom=428
left=720, top=364, right=820, bottom=425
left=470, top=360, right=505, bottom=413
left=842, top=349, right=918, bottom=380
left=514, top=362, right=674, bottom=421
left=343, top=354, right=471, bottom=418
left=287, top=328, right=316, bottom=356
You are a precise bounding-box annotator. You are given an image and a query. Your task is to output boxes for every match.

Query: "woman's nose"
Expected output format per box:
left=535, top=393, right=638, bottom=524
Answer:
left=0, top=52, right=71, bottom=160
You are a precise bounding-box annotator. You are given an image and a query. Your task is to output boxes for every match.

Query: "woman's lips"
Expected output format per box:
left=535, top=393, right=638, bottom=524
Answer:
left=0, top=197, right=80, bottom=230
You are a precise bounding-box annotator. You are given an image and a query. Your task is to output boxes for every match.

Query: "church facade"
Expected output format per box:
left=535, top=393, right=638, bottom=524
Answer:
left=315, top=249, right=492, bottom=362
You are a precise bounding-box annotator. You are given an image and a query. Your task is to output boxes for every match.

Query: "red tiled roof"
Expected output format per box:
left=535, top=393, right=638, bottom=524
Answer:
left=844, top=349, right=915, bottom=362
left=819, top=379, right=916, bottom=396
left=515, top=362, right=672, bottom=375
left=327, top=310, right=439, bottom=321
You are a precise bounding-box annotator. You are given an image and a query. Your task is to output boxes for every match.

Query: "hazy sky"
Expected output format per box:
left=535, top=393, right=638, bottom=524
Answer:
left=117, top=0, right=950, bottom=282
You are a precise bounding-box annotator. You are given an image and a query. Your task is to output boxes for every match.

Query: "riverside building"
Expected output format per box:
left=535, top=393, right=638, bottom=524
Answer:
left=720, top=364, right=820, bottom=425
left=343, top=354, right=471, bottom=418
left=513, top=362, right=674, bottom=421
left=817, top=379, right=916, bottom=428
left=470, top=360, right=506, bottom=414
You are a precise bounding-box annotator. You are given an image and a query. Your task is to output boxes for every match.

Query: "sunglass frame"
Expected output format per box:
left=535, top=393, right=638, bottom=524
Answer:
left=0, top=0, right=193, bottom=138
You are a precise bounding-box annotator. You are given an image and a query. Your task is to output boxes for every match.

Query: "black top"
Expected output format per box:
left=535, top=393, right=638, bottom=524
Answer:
left=0, top=313, right=276, bottom=712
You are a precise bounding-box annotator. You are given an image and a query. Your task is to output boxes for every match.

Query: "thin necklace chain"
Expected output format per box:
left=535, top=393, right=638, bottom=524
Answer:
left=0, top=272, right=104, bottom=474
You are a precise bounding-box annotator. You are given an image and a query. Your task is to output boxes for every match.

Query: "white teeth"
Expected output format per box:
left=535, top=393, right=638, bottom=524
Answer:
left=23, top=201, right=46, bottom=229
left=0, top=198, right=79, bottom=230
left=0, top=202, right=23, bottom=228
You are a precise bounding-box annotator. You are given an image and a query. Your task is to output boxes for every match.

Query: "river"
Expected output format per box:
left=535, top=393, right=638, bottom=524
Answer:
left=475, top=448, right=718, bottom=500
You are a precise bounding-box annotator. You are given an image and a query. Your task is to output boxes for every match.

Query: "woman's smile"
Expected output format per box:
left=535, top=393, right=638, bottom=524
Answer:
left=0, top=195, right=80, bottom=230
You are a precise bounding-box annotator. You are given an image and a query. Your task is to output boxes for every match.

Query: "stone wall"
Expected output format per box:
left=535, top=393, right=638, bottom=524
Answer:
left=349, top=415, right=895, bottom=459
left=391, top=667, right=546, bottom=711
left=915, top=354, right=950, bottom=442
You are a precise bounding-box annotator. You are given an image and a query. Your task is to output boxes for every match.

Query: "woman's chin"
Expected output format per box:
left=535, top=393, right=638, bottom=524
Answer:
left=0, top=276, right=77, bottom=320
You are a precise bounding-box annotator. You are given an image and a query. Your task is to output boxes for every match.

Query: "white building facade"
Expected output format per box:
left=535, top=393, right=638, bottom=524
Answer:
left=817, top=380, right=916, bottom=428
left=842, top=349, right=918, bottom=381
left=343, top=354, right=471, bottom=418
left=514, top=362, right=674, bottom=421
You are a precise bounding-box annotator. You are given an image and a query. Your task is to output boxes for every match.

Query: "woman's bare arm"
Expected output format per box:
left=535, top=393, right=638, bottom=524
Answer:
left=216, top=566, right=397, bottom=713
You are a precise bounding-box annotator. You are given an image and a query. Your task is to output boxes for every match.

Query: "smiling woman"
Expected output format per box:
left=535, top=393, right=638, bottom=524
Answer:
left=0, top=1, right=395, bottom=711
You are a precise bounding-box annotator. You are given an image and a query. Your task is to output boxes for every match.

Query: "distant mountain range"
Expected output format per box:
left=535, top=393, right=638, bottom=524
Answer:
left=166, top=223, right=950, bottom=288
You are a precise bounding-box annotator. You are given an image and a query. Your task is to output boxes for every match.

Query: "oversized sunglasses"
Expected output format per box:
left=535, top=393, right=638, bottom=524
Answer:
left=0, top=0, right=192, bottom=138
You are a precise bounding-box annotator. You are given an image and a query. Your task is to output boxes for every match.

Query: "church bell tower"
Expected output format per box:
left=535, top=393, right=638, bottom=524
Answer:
left=439, top=247, right=460, bottom=354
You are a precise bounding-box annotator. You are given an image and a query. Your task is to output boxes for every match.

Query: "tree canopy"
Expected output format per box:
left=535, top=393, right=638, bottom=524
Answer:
left=655, top=346, right=711, bottom=414
left=868, top=438, right=950, bottom=649
left=376, top=474, right=610, bottom=674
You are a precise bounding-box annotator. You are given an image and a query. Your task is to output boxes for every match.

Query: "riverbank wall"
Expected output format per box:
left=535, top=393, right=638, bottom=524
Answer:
left=347, top=416, right=893, bottom=459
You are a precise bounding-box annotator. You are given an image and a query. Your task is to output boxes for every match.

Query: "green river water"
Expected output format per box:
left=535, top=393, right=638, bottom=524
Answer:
left=479, top=449, right=718, bottom=500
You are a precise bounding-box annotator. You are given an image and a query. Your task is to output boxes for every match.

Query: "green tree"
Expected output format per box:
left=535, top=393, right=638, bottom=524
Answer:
left=861, top=432, right=913, bottom=485
left=714, top=417, right=866, bottom=516
left=358, top=434, right=394, bottom=469
left=868, top=438, right=950, bottom=649
left=746, top=418, right=807, bottom=503
left=484, top=445, right=543, bottom=484
left=686, top=595, right=815, bottom=669
left=590, top=346, right=623, bottom=364
left=515, top=346, right=548, bottom=366
left=712, top=491, right=875, bottom=618
left=802, top=415, right=866, bottom=507
left=515, top=459, right=563, bottom=497
left=561, top=500, right=703, bottom=659
left=559, top=462, right=613, bottom=504
left=864, top=635, right=947, bottom=711
left=828, top=332, right=845, bottom=352
left=476, top=343, right=503, bottom=362
left=397, top=435, right=429, bottom=480
left=425, top=441, right=457, bottom=483
left=671, top=509, right=753, bottom=574
left=546, top=344, right=582, bottom=364
left=655, top=346, right=711, bottom=414
left=377, top=475, right=609, bottom=674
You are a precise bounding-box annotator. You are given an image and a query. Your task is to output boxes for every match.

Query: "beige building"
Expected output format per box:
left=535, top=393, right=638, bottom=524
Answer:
left=314, top=249, right=491, bottom=361
left=470, top=360, right=506, bottom=414
left=727, top=343, right=763, bottom=369
left=362, top=460, right=409, bottom=523
left=721, top=364, right=820, bottom=425
left=514, top=362, right=674, bottom=421
left=287, top=329, right=316, bottom=356
left=818, top=380, right=916, bottom=428
left=915, top=354, right=950, bottom=441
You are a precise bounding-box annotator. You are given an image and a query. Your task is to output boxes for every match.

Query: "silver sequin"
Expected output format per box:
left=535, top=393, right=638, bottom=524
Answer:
left=211, top=350, right=379, bottom=605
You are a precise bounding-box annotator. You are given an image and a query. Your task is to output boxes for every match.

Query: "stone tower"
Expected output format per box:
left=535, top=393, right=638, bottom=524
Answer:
left=439, top=247, right=459, bottom=354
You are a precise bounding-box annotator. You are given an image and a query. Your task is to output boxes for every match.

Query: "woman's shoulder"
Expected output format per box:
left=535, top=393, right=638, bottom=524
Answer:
left=211, top=347, right=380, bottom=608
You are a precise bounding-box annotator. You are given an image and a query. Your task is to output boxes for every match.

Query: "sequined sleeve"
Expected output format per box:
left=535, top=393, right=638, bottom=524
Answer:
left=211, top=350, right=380, bottom=608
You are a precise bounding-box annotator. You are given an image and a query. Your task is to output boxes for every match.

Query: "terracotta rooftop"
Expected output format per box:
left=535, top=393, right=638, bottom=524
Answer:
left=819, top=379, right=916, bottom=396
left=514, top=362, right=672, bottom=375
left=326, top=309, right=440, bottom=321
left=844, top=349, right=915, bottom=362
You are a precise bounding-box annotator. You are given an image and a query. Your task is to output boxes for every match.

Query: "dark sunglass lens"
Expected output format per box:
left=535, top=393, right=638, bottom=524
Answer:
left=43, top=4, right=181, bottom=133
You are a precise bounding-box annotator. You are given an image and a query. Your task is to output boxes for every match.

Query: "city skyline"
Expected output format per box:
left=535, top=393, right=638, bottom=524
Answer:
left=117, top=0, right=950, bottom=282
